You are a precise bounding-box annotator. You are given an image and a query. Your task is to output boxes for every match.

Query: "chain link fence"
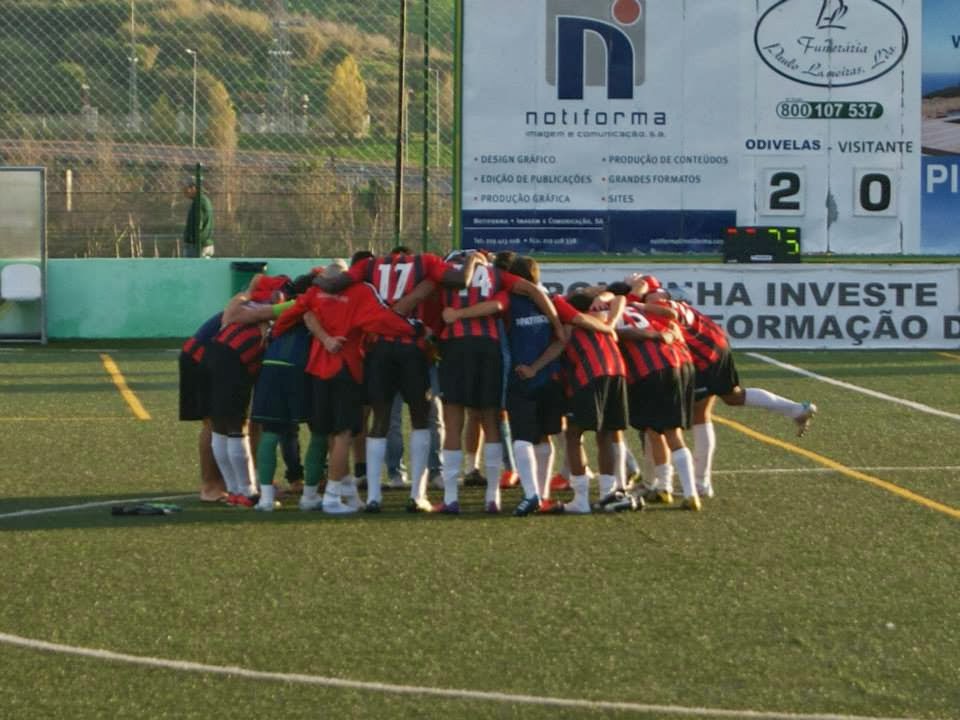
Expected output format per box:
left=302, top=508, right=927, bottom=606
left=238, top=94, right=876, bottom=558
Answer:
left=0, top=0, right=455, bottom=258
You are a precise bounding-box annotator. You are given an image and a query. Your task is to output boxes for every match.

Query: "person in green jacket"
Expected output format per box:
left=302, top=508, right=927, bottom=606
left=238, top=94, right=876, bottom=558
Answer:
left=182, top=177, right=214, bottom=257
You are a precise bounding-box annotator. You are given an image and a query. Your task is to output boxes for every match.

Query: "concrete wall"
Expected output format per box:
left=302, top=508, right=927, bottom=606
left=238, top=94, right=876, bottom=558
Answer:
left=46, top=258, right=328, bottom=339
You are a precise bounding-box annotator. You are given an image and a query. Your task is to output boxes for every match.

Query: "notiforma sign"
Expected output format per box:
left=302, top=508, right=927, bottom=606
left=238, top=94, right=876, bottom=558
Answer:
left=545, top=0, right=646, bottom=99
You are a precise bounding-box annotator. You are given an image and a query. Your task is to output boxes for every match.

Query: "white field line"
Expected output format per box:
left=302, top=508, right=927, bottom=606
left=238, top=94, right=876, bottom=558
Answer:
left=746, top=353, right=960, bottom=422
left=0, top=632, right=933, bottom=720
left=0, top=494, right=195, bottom=520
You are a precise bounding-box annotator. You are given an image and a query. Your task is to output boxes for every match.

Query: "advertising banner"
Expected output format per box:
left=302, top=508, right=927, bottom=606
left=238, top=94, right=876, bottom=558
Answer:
left=538, top=263, right=960, bottom=349
left=460, top=0, right=953, bottom=255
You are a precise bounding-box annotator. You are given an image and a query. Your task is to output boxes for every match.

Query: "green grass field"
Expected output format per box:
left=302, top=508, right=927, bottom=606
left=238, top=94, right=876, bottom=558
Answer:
left=1, top=346, right=958, bottom=720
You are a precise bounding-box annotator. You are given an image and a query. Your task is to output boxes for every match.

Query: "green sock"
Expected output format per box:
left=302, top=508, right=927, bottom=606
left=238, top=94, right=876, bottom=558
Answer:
left=305, top=433, right=329, bottom=487
left=256, top=432, right=280, bottom=487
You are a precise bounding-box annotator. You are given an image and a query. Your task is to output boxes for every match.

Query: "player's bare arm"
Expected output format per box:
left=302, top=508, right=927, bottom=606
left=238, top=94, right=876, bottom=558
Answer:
left=392, top=278, right=437, bottom=316
left=304, top=311, right=345, bottom=353
left=441, top=298, right=504, bottom=325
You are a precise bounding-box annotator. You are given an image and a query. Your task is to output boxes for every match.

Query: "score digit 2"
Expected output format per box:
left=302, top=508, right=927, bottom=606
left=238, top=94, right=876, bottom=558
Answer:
left=758, top=168, right=805, bottom=216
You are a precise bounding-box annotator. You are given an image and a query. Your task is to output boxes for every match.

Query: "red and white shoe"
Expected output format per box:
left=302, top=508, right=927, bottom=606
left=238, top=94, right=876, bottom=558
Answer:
left=499, top=470, right=519, bottom=489
left=548, top=474, right=571, bottom=492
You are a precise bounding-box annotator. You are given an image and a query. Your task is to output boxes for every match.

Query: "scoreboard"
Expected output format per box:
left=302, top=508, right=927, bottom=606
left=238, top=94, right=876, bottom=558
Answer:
left=459, top=0, right=932, bottom=256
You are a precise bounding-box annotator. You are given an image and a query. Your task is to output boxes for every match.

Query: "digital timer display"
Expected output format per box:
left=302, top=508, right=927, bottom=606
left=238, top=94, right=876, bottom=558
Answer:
left=723, top=226, right=801, bottom=264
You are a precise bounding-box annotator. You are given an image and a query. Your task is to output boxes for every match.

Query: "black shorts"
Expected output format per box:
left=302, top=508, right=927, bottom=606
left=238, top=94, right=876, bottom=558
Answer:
left=178, top=351, right=211, bottom=421
left=203, top=343, right=255, bottom=421
left=307, top=370, right=365, bottom=436
left=506, top=379, right=565, bottom=443
left=251, top=362, right=311, bottom=424
left=694, top=348, right=741, bottom=401
left=438, top=337, right=503, bottom=409
left=364, top=341, right=431, bottom=408
left=628, top=363, right=694, bottom=433
left=566, top=375, right=627, bottom=433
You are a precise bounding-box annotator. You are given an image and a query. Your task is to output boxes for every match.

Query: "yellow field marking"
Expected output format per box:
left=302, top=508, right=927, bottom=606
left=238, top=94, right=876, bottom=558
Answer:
left=937, top=351, right=960, bottom=361
left=713, top=416, right=960, bottom=521
left=99, top=354, right=151, bottom=421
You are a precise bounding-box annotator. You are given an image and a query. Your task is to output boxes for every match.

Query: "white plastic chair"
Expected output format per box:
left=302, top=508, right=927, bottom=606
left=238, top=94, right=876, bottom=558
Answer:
left=0, top=263, right=42, bottom=301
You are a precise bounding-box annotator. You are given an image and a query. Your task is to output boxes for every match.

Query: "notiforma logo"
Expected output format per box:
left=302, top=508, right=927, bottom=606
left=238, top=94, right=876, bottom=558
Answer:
left=546, top=0, right=646, bottom=100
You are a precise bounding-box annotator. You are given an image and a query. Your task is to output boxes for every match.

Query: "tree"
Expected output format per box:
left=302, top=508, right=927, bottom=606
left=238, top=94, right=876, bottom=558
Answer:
left=150, top=93, right=178, bottom=140
left=326, top=54, right=369, bottom=139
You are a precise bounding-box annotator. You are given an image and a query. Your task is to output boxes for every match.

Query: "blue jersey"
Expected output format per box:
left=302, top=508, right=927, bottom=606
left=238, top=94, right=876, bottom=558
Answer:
left=264, top=323, right=311, bottom=369
left=507, top=295, right=558, bottom=391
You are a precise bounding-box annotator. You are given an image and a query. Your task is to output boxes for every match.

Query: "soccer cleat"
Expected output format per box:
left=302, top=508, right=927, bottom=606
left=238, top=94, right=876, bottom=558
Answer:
left=563, top=498, right=591, bottom=515
left=364, top=500, right=381, bottom=514
left=644, top=489, right=674, bottom=505
left=432, top=501, right=461, bottom=515
left=499, top=470, right=519, bottom=489
left=463, top=468, right=485, bottom=487
left=406, top=497, right=434, bottom=513
left=681, top=496, right=703, bottom=512
left=387, top=473, right=409, bottom=489
left=696, top=481, right=715, bottom=499
left=485, top=500, right=501, bottom=514
left=538, top=498, right=562, bottom=514
left=322, top=495, right=358, bottom=514
left=795, top=402, right=818, bottom=437
left=232, top=494, right=258, bottom=508
left=593, top=489, right=626, bottom=512
left=512, top=495, right=540, bottom=517
left=298, top=495, right=323, bottom=512
left=549, top=474, right=572, bottom=492
left=606, top=494, right=641, bottom=513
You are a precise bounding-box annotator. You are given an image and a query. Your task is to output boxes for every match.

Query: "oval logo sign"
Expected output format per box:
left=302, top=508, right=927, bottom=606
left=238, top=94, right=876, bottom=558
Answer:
left=755, top=0, right=908, bottom=88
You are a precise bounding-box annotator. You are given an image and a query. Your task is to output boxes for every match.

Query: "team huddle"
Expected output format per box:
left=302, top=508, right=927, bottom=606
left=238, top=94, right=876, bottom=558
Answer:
left=179, top=248, right=817, bottom=516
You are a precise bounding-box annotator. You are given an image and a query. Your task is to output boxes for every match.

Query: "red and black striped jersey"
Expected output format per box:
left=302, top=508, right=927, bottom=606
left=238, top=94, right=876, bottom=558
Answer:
left=348, top=252, right=448, bottom=346
left=440, top=264, right=519, bottom=341
left=553, top=295, right=625, bottom=390
left=181, top=312, right=223, bottom=364
left=212, top=321, right=265, bottom=376
left=617, top=303, right=692, bottom=381
left=669, top=301, right=729, bottom=371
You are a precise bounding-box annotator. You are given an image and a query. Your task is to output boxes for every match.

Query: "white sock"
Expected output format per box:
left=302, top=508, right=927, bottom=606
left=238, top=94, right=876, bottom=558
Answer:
left=324, top=479, right=343, bottom=498
left=441, top=449, right=463, bottom=505
left=744, top=388, right=804, bottom=419
left=210, top=432, right=238, bottom=494
left=227, top=434, right=256, bottom=496
left=534, top=442, right=553, bottom=498
left=672, top=447, right=697, bottom=499
left=566, top=473, right=590, bottom=512
left=302, top=484, right=319, bottom=503
left=655, top=463, right=673, bottom=493
left=513, top=440, right=538, bottom=498
left=365, top=436, right=387, bottom=503
left=692, top=423, right=716, bottom=486
left=408, top=429, right=430, bottom=501
left=597, top=473, right=616, bottom=498
left=483, top=442, right=503, bottom=505
left=257, top=484, right=275, bottom=508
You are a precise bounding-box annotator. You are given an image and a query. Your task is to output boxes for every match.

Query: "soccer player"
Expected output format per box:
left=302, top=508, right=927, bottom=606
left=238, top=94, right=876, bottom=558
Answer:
left=179, top=310, right=225, bottom=502
left=612, top=285, right=699, bottom=510
left=311, top=246, right=469, bottom=512
left=202, top=274, right=291, bottom=507
left=273, top=261, right=422, bottom=514
left=438, top=256, right=567, bottom=516
left=552, top=290, right=628, bottom=514
left=433, top=251, right=564, bottom=514
left=632, top=274, right=817, bottom=498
